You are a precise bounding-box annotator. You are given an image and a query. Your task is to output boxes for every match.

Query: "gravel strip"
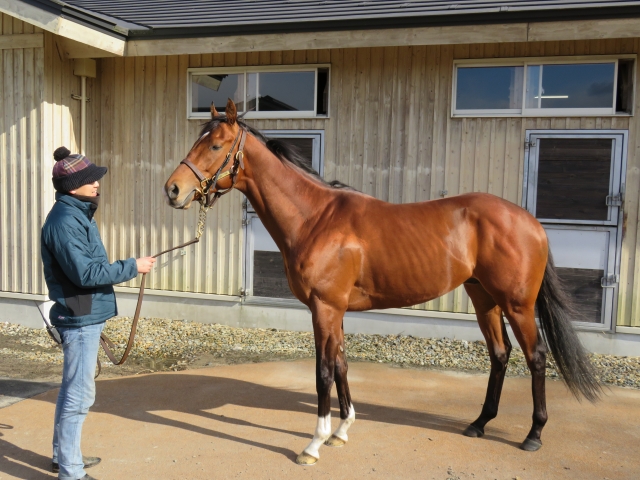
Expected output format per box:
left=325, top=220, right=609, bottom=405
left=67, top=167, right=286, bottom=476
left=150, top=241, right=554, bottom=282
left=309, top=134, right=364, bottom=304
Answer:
left=1, top=318, right=638, bottom=388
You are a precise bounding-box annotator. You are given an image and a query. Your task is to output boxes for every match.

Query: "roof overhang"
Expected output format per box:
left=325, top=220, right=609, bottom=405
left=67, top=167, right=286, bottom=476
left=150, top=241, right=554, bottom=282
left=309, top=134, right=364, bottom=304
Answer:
left=0, top=0, right=126, bottom=56
left=128, top=23, right=529, bottom=57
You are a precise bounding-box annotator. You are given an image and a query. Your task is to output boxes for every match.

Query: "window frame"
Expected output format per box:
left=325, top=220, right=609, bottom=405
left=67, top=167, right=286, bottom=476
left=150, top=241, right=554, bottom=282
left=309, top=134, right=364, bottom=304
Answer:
left=452, top=55, right=636, bottom=118
left=188, top=64, right=330, bottom=120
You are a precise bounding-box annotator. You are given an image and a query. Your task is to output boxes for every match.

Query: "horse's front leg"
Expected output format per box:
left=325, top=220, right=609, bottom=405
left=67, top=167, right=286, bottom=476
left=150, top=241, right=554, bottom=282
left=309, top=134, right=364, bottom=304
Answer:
left=296, top=300, right=348, bottom=466
left=325, top=320, right=355, bottom=447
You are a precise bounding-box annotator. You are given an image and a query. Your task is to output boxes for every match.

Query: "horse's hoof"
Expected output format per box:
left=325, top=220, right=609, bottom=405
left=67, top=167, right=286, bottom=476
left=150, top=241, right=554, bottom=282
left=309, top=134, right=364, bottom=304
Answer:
left=521, top=438, right=542, bottom=451
left=324, top=435, right=347, bottom=447
left=463, top=425, right=484, bottom=438
left=296, top=452, right=318, bottom=466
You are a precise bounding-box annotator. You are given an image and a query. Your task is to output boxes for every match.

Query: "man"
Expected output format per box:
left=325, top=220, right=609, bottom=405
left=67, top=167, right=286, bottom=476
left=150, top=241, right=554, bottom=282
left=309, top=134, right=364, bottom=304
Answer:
left=41, top=146, right=156, bottom=480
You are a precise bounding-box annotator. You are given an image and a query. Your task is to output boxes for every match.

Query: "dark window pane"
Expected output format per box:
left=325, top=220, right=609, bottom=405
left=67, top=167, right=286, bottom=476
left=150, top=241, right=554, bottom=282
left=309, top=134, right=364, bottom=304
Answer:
left=536, top=138, right=612, bottom=220
left=253, top=251, right=294, bottom=298
left=555, top=267, right=603, bottom=323
left=317, top=68, right=329, bottom=115
left=456, top=66, right=523, bottom=110
left=541, top=63, right=614, bottom=108
left=616, top=59, right=634, bottom=114
left=192, top=74, right=245, bottom=112
left=258, top=72, right=315, bottom=111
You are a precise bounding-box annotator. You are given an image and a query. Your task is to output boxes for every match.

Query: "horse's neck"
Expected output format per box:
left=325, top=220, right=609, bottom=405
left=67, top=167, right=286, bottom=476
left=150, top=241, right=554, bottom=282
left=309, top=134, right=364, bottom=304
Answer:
left=237, top=135, right=331, bottom=250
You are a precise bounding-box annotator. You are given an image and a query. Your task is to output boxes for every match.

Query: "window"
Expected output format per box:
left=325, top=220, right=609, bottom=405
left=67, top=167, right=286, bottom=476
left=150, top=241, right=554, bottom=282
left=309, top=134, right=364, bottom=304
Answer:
left=189, top=66, right=329, bottom=119
left=453, top=56, right=635, bottom=117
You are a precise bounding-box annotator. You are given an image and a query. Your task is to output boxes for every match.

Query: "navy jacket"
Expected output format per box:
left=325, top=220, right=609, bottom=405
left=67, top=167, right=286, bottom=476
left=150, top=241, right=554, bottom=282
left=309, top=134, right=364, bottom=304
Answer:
left=41, top=193, right=138, bottom=328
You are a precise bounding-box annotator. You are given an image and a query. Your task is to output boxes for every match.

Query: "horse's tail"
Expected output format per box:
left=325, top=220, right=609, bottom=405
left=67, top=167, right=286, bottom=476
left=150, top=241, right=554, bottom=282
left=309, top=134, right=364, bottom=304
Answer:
left=536, top=250, right=602, bottom=402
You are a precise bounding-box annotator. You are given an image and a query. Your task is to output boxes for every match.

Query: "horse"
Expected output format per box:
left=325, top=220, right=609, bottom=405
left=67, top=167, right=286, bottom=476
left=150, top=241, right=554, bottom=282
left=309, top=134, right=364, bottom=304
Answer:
left=164, top=99, right=601, bottom=465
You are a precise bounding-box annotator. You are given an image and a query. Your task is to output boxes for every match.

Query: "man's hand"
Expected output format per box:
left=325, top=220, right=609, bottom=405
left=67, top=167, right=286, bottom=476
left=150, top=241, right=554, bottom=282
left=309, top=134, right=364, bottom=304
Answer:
left=136, top=256, right=156, bottom=274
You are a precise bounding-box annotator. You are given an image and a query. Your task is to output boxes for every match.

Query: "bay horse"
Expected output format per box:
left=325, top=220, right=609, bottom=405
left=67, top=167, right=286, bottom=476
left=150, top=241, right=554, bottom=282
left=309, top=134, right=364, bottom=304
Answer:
left=164, top=99, right=601, bottom=465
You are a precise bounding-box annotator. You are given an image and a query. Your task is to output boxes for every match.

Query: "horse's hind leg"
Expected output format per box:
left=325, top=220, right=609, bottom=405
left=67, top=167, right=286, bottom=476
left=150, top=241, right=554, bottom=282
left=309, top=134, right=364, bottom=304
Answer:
left=463, top=283, right=512, bottom=438
left=502, top=303, right=548, bottom=451
left=296, top=299, right=349, bottom=466
left=325, top=320, right=355, bottom=447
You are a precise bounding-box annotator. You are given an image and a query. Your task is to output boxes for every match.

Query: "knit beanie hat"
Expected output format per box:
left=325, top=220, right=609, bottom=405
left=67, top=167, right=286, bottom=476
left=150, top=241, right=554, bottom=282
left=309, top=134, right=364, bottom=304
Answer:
left=52, top=146, right=107, bottom=192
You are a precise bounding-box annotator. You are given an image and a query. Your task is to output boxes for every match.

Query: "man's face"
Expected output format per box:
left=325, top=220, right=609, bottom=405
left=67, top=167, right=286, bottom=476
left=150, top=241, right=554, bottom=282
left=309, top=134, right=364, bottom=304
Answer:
left=70, top=180, right=99, bottom=197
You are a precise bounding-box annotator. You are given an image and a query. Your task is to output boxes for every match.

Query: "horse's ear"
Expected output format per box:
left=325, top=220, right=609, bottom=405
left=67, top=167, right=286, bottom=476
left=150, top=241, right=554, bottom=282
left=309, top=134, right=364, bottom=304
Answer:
left=225, top=98, right=237, bottom=125
left=210, top=102, right=219, bottom=118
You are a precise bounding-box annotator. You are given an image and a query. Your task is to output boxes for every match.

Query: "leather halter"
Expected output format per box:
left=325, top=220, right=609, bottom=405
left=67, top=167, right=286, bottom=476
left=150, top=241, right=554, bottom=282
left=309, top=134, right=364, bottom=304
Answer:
left=180, top=126, right=247, bottom=207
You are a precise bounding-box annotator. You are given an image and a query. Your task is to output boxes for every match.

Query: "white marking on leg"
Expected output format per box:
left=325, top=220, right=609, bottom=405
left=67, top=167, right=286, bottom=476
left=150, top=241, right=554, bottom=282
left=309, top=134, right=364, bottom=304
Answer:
left=303, top=414, right=332, bottom=459
left=332, top=404, right=356, bottom=441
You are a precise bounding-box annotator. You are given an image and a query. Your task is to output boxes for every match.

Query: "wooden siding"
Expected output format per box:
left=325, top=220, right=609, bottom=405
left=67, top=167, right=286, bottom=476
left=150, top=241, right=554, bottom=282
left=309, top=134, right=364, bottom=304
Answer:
left=0, top=14, right=45, bottom=295
left=86, top=39, right=640, bottom=327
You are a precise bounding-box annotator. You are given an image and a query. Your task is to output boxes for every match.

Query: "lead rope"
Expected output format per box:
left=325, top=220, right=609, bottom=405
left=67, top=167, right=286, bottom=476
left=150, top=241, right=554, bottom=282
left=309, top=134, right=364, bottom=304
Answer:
left=96, top=202, right=210, bottom=377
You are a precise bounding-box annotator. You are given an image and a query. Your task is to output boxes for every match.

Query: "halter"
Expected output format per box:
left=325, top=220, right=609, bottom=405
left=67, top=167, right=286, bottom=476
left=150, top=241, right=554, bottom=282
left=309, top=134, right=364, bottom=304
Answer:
left=180, top=126, right=247, bottom=207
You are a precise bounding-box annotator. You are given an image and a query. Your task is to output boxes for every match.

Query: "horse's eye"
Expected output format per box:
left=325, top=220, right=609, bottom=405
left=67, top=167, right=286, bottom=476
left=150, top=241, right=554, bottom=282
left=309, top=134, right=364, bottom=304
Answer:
left=210, top=145, right=222, bottom=151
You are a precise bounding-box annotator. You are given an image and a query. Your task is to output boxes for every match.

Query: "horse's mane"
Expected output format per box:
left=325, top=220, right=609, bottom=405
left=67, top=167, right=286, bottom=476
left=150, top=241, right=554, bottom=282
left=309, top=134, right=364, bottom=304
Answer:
left=199, top=116, right=353, bottom=190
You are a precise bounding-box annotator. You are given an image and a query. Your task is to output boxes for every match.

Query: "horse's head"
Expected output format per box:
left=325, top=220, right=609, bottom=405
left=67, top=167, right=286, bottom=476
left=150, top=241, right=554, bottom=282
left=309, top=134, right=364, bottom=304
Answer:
left=164, top=99, right=243, bottom=209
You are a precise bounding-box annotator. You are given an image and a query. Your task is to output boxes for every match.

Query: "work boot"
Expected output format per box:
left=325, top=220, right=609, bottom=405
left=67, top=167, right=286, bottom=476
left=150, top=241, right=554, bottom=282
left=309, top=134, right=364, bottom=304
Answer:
left=52, top=456, right=101, bottom=473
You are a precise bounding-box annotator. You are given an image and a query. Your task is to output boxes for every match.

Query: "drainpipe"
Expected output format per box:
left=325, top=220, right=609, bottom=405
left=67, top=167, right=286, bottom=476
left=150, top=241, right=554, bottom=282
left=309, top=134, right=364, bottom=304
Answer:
left=72, top=59, right=97, bottom=155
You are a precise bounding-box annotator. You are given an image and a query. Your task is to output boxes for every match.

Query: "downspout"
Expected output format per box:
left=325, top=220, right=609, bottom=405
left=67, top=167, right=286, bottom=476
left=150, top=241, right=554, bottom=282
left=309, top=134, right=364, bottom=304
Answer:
left=72, top=59, right=96, bottom=155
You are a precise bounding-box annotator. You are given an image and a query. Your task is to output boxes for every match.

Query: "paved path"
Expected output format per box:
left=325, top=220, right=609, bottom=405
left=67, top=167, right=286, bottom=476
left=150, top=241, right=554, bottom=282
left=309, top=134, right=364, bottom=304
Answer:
left=1, top=360, right=639, bottom=479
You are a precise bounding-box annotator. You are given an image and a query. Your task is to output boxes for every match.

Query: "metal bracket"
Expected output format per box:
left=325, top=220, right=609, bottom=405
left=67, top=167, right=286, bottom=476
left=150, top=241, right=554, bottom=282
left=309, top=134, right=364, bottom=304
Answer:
left=71, top=94, right=91, bottom=102
left=606, top=193, right=623, bottom=207
left=524, top=139, right=536, bottom=150
left=601, top=274, right=619, bottom=288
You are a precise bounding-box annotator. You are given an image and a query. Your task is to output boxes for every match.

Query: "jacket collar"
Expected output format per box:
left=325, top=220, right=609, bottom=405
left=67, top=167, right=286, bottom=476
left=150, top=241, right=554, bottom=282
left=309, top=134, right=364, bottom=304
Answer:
left=56, top=192, right=98, bottom=220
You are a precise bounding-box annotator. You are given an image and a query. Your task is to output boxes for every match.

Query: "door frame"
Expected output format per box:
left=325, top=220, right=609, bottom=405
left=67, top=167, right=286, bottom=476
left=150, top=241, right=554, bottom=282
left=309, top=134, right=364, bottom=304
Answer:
left=522, top=129, right=627, bottom=331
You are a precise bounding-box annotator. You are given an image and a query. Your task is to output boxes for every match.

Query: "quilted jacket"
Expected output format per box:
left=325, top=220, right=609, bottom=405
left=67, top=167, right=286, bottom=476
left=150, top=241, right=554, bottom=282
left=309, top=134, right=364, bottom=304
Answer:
left=41, top=193, right=138, bottom=328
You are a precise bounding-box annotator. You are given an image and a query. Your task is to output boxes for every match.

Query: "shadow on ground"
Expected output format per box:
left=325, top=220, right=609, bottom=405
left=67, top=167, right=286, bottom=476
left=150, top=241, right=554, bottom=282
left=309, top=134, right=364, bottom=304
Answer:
left=0, top=378, right=60, bottom=408
left=1, top=372, right=509, bottom=477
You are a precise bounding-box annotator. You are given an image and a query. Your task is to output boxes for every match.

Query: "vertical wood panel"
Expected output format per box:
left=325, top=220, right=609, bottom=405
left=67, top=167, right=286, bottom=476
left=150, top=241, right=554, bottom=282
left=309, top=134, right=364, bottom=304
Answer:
left=0, top=18, right=45, bottom=294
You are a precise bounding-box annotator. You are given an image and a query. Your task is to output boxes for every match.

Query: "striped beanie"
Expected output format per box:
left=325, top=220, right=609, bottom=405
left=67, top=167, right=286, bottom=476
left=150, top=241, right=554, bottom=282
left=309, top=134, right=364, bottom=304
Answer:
left=52, top=146, right=107, bottom=193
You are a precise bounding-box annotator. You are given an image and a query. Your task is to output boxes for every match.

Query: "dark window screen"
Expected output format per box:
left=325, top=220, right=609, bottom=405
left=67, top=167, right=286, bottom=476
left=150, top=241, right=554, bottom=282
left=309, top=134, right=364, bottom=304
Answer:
left=555, top=267, right=603, bottom=323
left=281, top=138, right=314, bottom=169
left=252, top=252, right=295, bottom=298
left=536, top=138, right=612, bottom=221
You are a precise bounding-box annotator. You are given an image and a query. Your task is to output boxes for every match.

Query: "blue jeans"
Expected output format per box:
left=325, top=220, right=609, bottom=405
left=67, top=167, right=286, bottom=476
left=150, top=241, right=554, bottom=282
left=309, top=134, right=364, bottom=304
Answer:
left=53, top=322, right=104, bottom=480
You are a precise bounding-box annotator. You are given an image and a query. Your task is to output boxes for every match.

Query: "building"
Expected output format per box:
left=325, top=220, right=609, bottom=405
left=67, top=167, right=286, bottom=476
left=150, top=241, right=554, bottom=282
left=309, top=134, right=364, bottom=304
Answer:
left=1, top=0, right=639, bottom=355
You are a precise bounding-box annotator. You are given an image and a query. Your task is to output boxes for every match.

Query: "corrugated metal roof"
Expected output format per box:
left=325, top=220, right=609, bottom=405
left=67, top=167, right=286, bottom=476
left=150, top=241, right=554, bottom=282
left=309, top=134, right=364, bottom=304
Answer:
left=45, top=0, right=640, bottom=37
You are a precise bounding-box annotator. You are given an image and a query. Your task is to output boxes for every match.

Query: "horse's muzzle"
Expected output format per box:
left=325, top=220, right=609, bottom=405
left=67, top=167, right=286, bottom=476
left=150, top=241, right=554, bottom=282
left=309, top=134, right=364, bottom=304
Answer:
left=164, top=182, right=196, bottom=209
